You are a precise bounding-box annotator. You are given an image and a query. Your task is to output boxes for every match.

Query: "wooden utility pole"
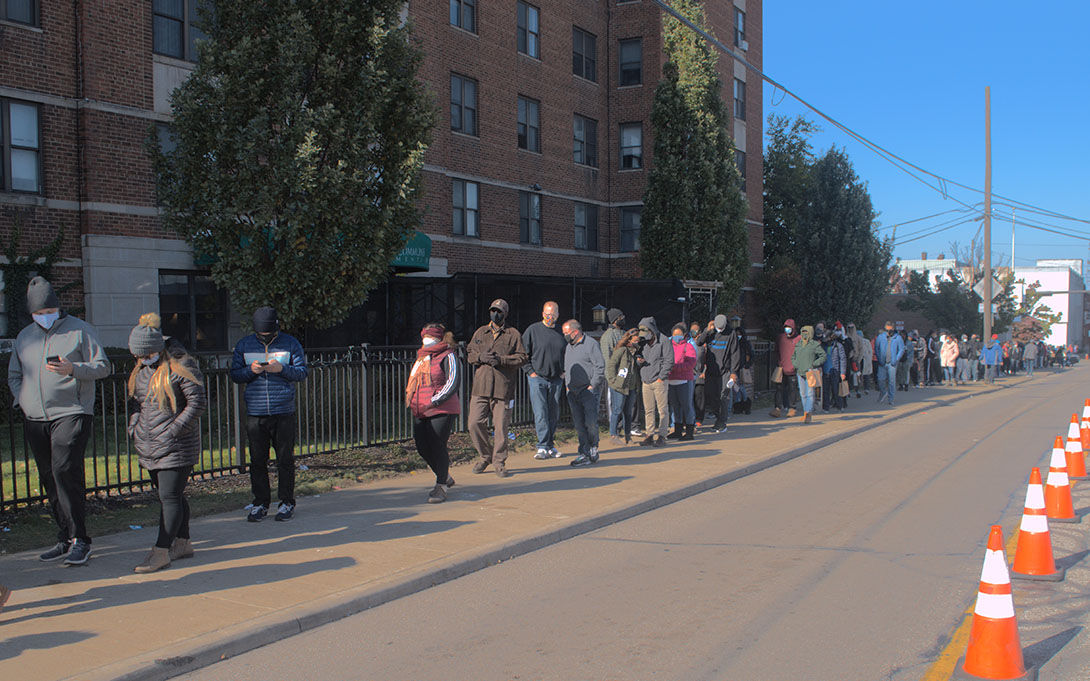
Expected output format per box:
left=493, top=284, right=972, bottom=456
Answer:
left=983, top=87, right=993, bottom=342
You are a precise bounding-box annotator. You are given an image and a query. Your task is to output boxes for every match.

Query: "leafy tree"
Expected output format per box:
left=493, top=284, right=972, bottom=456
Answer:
left=897, top=268, right=1018, bottom=336
left=640, top=0, right=748, bottom=308
left=1, top=213, right=79, bottom=334
left=763, top=114, right=817, bottom=266
left=150, top=0, right=433, bottom=331
left=1015, top=280, right=1063, bottom=336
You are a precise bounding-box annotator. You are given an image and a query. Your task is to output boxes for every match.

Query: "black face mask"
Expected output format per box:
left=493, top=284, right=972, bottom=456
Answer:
left=490, top=311, right=505, bottom=325
left=566, top=333, right=580, bottom=345
left=886, top=329, right=895, bottom=336
left=257, top=332, right=277, bottom=345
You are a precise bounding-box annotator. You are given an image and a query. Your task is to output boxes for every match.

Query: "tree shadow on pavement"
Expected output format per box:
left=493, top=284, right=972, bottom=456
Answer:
left=1055, top=549, right=1089, bottom=571
left=0, top=630, right=96, bottom=662
left=455, top=475, right=634, bottom=500
left=1024, top=626, right=1082, bottom=671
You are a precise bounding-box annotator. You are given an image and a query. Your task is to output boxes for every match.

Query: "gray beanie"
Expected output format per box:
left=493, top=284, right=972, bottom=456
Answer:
left=27, top=276, right=60, bottom=313
left=129, top=313, right=166, bottom=356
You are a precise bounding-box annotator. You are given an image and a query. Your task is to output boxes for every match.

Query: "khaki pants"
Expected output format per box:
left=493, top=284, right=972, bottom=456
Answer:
left=468, top=396, right=512, bottom=464
left=641, top=380, right=669, bottom=438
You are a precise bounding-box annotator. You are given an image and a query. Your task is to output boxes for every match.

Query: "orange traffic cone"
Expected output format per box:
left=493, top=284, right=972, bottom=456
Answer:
left=953, top=526, right=1036, bottom=681
left=1045, top=437, right=1079, bottom=524
left=1082, top=399, right=1090, bottom=421
left=1011, top=468, right=1065, bottom=581
left=1065, top=415, right=1088, bottom=480
left=1081, top=417, right=1090, bottom=452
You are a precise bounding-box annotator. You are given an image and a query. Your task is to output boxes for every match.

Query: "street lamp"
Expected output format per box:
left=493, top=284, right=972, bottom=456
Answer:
left=592, top=304, right=607, bottom=330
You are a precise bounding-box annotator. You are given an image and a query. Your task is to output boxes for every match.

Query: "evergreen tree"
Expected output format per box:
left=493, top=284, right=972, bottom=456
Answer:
left=640, top=0, right=748, bottom=308
left=762, top=114, right=817, bottom=267
left=150, top=0, right=433, bottom=331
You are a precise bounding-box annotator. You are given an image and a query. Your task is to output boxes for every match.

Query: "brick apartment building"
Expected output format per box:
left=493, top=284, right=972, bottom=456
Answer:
left=0, top=0, right=763, bottom=348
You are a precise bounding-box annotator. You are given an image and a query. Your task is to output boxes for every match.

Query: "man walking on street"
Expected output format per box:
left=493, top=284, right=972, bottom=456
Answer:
left=523, top=301, right=566, bottom=460
left=8, top=277, right=111, bottom=565
left=635, top=317, right=674, bottom=447
left=468, top=299, right=528, bottom=477
left=230, top=307, right=309, bottom=522
left=562, top=320, right=605, bottom=467
left=874, top=320, right=905, bottom=406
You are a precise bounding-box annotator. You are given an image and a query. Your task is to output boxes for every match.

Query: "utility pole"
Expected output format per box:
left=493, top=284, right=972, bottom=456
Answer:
left=1011, top=207, right=1016, bottom=272
left=983, top=87, right=993, bottom=342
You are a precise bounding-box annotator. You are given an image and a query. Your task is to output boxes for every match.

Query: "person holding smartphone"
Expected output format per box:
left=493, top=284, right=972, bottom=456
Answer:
left=7, top=277, right=110, bottom=566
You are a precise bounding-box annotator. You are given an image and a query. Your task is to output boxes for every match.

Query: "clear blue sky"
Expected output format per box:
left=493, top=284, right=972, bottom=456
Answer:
left=761, top=1, right=1090, bottom=270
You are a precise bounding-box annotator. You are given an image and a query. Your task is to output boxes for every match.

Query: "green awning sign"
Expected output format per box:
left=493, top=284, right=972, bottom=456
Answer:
left=391, top=231, right=431, bottom=272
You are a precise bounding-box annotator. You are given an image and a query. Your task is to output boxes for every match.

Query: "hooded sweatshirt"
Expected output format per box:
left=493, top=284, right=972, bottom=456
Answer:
left=775, top=318, right=800, bottom=375
left=696, top=319, right=743, bottom=379
left=636, top=317, right=675, bottom=384
left=790, top=326, right=826, bottom=375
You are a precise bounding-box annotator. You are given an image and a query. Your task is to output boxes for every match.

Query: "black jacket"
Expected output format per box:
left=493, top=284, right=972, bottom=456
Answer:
left=696, top=327, right=744, bottom=378
left=128, top=348, right=207, bottom=471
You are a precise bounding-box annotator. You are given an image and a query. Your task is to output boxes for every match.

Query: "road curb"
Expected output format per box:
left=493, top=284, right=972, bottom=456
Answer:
left=92, top=381, right=1024, bottom=681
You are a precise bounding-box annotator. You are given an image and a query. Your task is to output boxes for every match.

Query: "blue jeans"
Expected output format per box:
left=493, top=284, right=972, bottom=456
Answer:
left=528, top=375, right=562, bottom=450
left=797, top=375, right=815, bottom=414
left=608, top=387, right=636, bottom=437
left=956, top=358, right=970, bottom=383
left=567, top=386, right=600, bottom=456
left=1024, top=359, right=1034, bottom=376
left=878, top=363, right=897, bottom=404
left=668, top=381, right=696, bottom=426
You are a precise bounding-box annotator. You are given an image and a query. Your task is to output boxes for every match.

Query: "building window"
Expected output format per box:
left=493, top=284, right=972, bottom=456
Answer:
left=519, top=192, right=542, bottom=245
left=620, top=122, right=642, bottom=170
left=734, top=78, right=746, bottom=121
left=0, top=99, right=41, bottom=194
left=735, top=149, right=746, bottom=192
left=153, top=0, right=210, bottom=62
left=451, top=73, right=478, bottom=136
left=158, top=271, right=228, bottom=351
left=572, top=27, right=596, bottom=82
left=618, top=38, right=642, bottom=86
left=620, top=207, right=641, bottom=252
left=734, top=8, right=746, bottom=47
left=574, top=202, right=598, bottom=251
left=2, top=0, right=38, bottom=26
left=517, top=2, right=540, bottom=59
left=450, top=0, right=475, bottom=33
left=452, top=179, right=479, bottom=236
left=517, top=96, right=540, bottom=152
left=573, top=115, right=597, bottom=167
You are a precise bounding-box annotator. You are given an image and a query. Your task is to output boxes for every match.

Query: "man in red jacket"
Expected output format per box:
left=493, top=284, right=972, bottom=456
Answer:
left=769, top=319, right=799, bottom=418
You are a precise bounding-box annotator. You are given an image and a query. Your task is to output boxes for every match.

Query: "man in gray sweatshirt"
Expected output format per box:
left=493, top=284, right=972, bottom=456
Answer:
left=7, top=277, right=110, bottom=566
left=562, top=320, right=605, bottom=467
left=635, top=316, right=674, bottom=447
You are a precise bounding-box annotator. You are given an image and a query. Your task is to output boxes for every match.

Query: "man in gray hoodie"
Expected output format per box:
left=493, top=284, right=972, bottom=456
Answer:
left=635, top=316, right=674, bottom=447
left=7, top=277, right=110, bottom=565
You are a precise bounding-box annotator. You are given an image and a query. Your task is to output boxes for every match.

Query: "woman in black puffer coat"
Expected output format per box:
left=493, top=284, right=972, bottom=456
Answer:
left=127, top=313, right=207, bottom=574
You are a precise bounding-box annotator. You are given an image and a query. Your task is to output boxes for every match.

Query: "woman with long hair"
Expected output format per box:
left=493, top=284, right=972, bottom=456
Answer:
left=406, top=323, right=461, bottom=503
left=127, top=314, right=207, bottom=573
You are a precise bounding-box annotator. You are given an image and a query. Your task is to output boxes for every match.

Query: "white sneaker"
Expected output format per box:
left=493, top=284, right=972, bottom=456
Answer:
left=534, top=448, right=550, bottom=460
left=549, top=447, right=562, bottom=458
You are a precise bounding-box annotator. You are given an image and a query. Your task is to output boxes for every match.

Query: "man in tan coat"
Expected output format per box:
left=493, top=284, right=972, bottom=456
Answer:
left=468, top=299, right=528, bottom=477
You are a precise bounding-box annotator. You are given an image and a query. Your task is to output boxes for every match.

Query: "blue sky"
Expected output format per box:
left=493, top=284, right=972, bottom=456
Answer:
left=760, top=1, right=1090, bottom=270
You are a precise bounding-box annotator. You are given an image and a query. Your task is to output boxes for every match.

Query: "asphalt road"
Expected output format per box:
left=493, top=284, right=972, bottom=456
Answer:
left=179, top=369, right=1088, bottom=681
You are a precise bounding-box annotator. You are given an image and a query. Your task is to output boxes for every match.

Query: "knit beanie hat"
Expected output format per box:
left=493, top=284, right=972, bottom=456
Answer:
left=607, top=308, right=624, bottom=324
left=714, top=314, right=728, bottom=330
left=129, top=313, right=166, bottom=356
left=26, top=276, right=60, bottom=313
left=253, top=306, right=279, bottom=333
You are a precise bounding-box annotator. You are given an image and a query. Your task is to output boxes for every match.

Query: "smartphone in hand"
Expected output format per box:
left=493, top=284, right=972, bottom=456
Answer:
left=47, top=355, right=62, bottom=364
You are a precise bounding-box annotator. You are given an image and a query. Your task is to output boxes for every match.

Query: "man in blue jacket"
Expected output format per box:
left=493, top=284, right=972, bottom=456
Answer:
left=874, top=320, right=905, bottom=406
left=230, top=307, right=308, bottom=522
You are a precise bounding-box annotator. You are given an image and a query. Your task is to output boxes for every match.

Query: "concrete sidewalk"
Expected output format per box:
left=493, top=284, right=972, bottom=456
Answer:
left=0, top=376, right=1032, bottom=681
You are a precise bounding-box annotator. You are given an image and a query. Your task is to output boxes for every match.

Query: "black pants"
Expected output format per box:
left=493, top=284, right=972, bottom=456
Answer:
left=247, top=413, right=297, bottom=507
left=25, top=415, right=93, bottom=545
left=693, top=382, right=705, bottom=422
left=413, top=414, right=454, bottom=486
left=150, top=467, right=191, bottom=549
left=823, top=372, right=844, bottom=410
left=773, top=376, right=797, bottom=410
left=704, top=373, right=730, bottom=426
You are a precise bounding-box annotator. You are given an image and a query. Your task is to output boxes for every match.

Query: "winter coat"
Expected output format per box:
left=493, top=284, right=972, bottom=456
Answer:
left=822, top=339, right=847, bottom=376
left=695, top=326, right=743, bottom=379
left=858, top=332, right=874, bottom=374
left=1023, top=342, right=1038, bottom=361
left=774, top=319, right=801, bottom=376
left=8, top=313, right=112, bottom=421
left=230, top=332, right=308, bottom=416
left=599, top=326, right=625, bottom=363
left=914, top=338, right=928, bottom=362
left=667, top=337, right=697, bottom=382
left=941, top=339, right=959, bottom=368
left=635, top=317, right=675, bottom=384
left=981, top=342, right=1003, bottom=366
left=790, top=326, right=827, bottom=374
left=407, top=347, right=461, bottom=419
left=875, top=331, right=906, bottom=366
left=128, top=352, right=207, bottom=471
left=606, top=345, right=641, bottom=395
left=467, top=323, right=528, bottom=400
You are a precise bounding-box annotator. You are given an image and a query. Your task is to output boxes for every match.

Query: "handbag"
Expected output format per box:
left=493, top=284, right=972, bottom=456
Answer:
left=806, top=369, right=821, bottom=389
left=741, top=367, right=753, bottom=384
left=838, top=380, right=850, bottom=397
left=771, top=366, right=784, bottom=384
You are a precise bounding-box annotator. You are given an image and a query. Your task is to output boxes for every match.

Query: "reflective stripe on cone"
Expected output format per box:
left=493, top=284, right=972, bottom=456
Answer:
left=1011, top=468, right=1064, bottom=581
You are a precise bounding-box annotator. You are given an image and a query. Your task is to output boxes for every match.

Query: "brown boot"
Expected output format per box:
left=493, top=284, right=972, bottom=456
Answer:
left=803, top=412, right=813, bottom=424
left=169, top=538, right=194, bottom=561
left=134, top=547, right=171, bottom=574
left=787, top=408, right=797, bottom=417
left=768, top=408, right=782, bottom=418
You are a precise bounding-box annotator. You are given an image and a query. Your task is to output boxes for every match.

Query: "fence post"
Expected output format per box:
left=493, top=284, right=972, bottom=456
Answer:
left=232, top=381, right=245, bottom=471
left=458, top=341, right=470, bottom=433
left=361, top=343, right=371, bottom=446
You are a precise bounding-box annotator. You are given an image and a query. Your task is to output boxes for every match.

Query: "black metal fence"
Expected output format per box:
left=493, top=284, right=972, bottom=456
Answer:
left=1, top=341, right=774, bottom=510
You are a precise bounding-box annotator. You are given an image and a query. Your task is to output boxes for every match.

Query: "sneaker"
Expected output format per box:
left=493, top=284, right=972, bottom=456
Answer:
left=472, top=460, right=490, bottom=474
left=247, top=505, right=268, bottom=522
left=549, top=447, right=562, bottom=458
left=63, top=540, right=92, bottom=566
left=427, top=484, right=447, bottom=503
left=609, top=435, right=624, bottom=445
left=713, top=424, right=728, bottom=434
left=39, top=541, right=70, bottom=562
left=494, top=464, right=512, bottom=478
left=637, top=435, right=656, bottom=447
left=534, top=448, right=550, bottom=460
left=0, top=584, right=11, bottom=614
left=570, top=453, right=595, bottom=467
left=652, top=436, right=667, bottom=448
left=446, top=475, right=456, bottom=488
left=274, top=503, right=295, bottom=522
left=588, top=446, right=600, bottom=463
left=629, top=428, right=645, bottom=437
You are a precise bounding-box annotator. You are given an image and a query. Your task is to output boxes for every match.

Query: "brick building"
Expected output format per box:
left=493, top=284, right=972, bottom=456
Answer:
left=0, top=0, right=763, bottom=348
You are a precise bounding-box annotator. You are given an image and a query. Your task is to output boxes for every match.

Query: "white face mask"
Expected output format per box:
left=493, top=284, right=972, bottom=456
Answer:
left=141, top=353, right=160, bottom=366
left=784, top=327, right=792, bottom=334
left=422, top=337, right=438, bottom=347
left=33, top=311, right=60, bottom=330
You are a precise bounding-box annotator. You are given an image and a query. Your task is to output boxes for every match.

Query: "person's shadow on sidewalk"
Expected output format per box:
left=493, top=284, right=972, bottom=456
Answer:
left=0, top=630, right=96, bottom=662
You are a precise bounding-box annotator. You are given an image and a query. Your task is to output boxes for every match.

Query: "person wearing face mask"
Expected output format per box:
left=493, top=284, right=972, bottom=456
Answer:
left=666, top=323, right=698, bottom=441
left=874, top=321, right=905, bottom=406
left=695, top=314, right=743, bottom=433
left=790, top=325, right=826, bottom=424
left=820, top=329, right=848, bottom=413
left=940, top=333, right=959, bottom=384
left=523, top=301, right=567, bottom=460
left=127, top=314, right=207, bottom=572
left=562, top=320, right=605, bottom=466
left=406, top=323, right=460, bottom=503
left=689, top=321, right=707, bottom=426
left=7, top=276, right=110, bottom=566
left=468, top=299, right=528, bottom=477
left=230, top=306, right=308, bottom=522
left=769, top=319, right=799, bottom=418
left=635, top=316, right=675, bottom=446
